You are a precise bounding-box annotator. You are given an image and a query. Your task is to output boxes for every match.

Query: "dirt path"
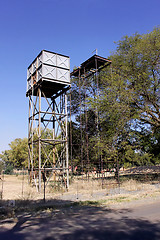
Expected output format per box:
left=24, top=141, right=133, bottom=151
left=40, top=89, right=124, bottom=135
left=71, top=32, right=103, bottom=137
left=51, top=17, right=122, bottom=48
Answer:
left=0, top=198, right=160, bottom=240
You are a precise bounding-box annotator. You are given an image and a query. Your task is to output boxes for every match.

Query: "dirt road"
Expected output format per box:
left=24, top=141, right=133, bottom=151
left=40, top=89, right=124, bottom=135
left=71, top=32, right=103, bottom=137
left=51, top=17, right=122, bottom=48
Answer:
left=0, top=198, right=160, bottom=240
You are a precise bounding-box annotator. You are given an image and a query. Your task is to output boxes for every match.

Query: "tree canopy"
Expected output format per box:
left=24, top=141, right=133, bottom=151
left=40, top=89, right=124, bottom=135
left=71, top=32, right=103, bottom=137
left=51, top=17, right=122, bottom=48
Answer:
left=109, top=27, right=160, bottom=129
left=0, top=138, right=28, bottom=169
left=70, top=27, right=160, bottom=169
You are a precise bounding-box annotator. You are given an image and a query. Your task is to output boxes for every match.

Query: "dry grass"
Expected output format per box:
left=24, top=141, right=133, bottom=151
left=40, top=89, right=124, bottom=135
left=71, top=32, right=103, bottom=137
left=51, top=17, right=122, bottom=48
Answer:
left=121, top=179, right=147, bottom=191
left=1, top=175, right=35, bottom=201
left=66, top=178, right=119, bottom=197
left=0, top=174, right=160, bottom=219
left=0, top=174, right=160, bottom=203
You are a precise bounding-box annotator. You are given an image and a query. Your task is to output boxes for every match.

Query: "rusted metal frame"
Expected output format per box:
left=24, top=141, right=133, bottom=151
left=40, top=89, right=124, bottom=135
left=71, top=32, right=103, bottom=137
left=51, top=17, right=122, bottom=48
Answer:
left=55, top=98, right=65, bottom=138
left=78, top=67, right=83, bottom=177
left=42, top=92, right=66, bottom=137
left=28, top=96, right=32, bottom=142
left=40, top=112, right=65, bottom=140
left=84, top=68, right=90, bottom=180
left=41, top=113, right=54, bottom=134
left=45, top=92, right=68, bottom=187
left=29, top=92, right=40, bottom=187
left=60, top=94, right=65, bottom=180
left=29, top=93, right=39, bottom=115
left=80, top=73, right=88, bottom=177
left=33, top=167, right=69, bottom=170
left=29, top=87, right=41, bottom=191
left=28, top=111, right=39, bottom=119
left=69, top=89, right=73, bottom=172
left=41, top=89, right=54, bottom=122
left=71, top=55, right=111, bottom=77
left=52, top=98, right=56, bottom=177
left=54, top=95, right=66, bottom=138
left=28, top=96, right=32, bottom=182
left=28, top=88, right=69, bottom=191
left=40, top=141, right=66, bottom=171
left=54, top=144, right=66, bottom=168
left=54, top=94, right=65, bottom=116
left=41, top=111, right=54, bottom=130
left=54, top=92, right=65, bottom=115
left=29, top=93, right=39, bottom=178
left=80, top=75, right=87, bottom=168
left=41, top=111, right=65, bottom=117
left=41, top=139, right=66, bottom=143
left=55, top=120, right=60, bottom=139
left=35, top=146, right=53, bottom=186
left=29, top=93, right=39, bottom=137
left=30, top=100, right=39, bottom=137
left=54, top=115, right=66, bottom=138
left=51, top=142, right=66, bottom=182
left=40, top=94, right=66, bottom=184
left=52, top=85, right=70, bottom=100
left=28, top=144, right=32, bottom=171
left=65, top=93, right=69, bottom=188
left=55, top=113, right=66, bottom=137
left=54, top=149, right=63, bottom=168
left=41, top=99, right=52, bottom=120
left=28, top=97, right=37, bottom=142
left=40, top=92, right=66, bottom=138
left=69, top=77, right=82, bottom=173
left=41, top=142, right=54, bottom=168
left=28, top=141, right=38, bottom=161
left=41, top=90, right=54, bottom=113
left=54, top=98, right=61, bottom=114
left=38, top=88, right=42, bottom=192
left=41, top=120, right=48, bottom=130
left=70, top=56, right=112, bottom=181
left=41, top=104, right=51, bottom=119
left=45, top=170, right=54, bottom=187
left=41, top=91, right=54, bottom=137
left=45, top=169, right=63, bottom=187
left=40, top=113, right=54, bottom=135
left=95, top=56, right=101, bottom=174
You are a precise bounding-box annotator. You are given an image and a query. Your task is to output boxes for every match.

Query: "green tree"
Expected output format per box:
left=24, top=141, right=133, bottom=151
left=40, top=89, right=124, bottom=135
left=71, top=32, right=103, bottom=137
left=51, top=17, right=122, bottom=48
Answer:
left=91, top=27, right=160, bottom=166
left=0, top=138, right=28, bottom=169
left=0, top=160, right=4, bottom=173
left=8, top=138, right=28, bottom=168
left=0, top=150, right=14, bottom=174
left=109, top=27, right=160, bottom=129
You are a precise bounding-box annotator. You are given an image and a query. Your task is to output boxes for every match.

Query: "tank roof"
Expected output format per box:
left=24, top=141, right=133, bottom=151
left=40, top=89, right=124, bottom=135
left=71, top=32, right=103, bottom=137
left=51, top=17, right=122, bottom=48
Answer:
left=71, top=54, right=111, bottom=77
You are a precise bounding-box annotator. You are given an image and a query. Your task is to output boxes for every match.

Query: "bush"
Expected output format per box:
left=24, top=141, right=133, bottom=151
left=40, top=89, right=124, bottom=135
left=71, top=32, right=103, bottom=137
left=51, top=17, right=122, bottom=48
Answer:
left=4, top=165, right=14, bottom=175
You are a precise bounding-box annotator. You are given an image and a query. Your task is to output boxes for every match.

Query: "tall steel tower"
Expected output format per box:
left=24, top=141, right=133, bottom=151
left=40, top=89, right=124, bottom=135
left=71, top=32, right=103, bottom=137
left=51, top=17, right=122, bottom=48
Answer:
left=26, top=50, right=70, bottom=191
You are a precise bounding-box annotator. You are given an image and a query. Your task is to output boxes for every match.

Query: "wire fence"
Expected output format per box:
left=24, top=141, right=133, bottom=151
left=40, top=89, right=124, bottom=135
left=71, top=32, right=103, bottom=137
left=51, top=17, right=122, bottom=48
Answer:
left=0, top=165, right=160, bottom=204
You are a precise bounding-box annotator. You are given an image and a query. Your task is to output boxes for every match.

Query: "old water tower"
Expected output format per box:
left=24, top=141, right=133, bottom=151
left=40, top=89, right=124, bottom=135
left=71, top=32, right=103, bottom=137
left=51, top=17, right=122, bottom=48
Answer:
left=26, top=50, right=70, bottom=191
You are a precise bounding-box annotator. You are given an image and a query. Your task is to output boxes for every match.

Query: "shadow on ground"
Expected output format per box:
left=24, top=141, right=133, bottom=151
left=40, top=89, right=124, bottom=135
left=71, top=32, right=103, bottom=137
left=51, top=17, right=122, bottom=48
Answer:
left=0, top=198, right=160, bottom=240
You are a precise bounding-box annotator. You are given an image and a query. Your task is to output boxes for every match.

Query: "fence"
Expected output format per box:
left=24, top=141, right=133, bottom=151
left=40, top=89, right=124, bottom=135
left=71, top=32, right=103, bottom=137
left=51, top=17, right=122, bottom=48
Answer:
left=0, top=165, right=160, bottom=204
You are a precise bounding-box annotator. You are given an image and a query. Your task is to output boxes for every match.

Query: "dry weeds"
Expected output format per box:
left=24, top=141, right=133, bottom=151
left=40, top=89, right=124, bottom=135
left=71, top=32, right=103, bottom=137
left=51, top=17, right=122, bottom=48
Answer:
left=0, top=174, right=160, bottom=206
left=0, top=174, right=160, bottom=220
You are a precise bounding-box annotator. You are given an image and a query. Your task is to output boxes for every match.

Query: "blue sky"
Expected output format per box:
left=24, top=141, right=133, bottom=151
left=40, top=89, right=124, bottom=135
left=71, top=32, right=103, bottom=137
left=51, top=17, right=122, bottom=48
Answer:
left=0, top=0, right=159, bottom=153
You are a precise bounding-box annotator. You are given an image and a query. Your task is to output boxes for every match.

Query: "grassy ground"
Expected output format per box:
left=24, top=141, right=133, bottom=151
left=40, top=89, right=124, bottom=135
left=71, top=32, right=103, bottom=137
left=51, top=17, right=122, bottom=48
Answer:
left=1, top=173, right=160, bottom=199
left=0, top=173, right=160, bottom=215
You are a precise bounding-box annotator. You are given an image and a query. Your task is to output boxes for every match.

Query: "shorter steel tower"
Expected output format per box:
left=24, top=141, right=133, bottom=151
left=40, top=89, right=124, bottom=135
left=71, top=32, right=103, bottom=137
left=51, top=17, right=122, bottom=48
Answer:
left=26, top=50, right=70, bottom=191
